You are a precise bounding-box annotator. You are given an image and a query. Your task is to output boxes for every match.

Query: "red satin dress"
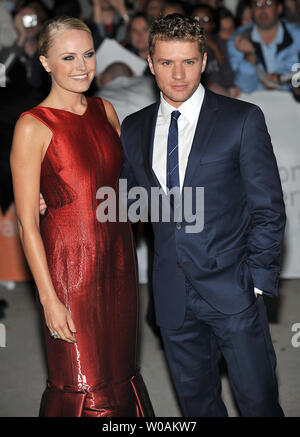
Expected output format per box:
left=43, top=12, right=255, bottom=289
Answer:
left=20, top=97, right=154, bottom=417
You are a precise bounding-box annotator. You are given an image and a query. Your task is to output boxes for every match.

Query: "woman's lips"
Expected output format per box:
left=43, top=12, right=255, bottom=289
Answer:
left=70, top=73, right=89, bottom=81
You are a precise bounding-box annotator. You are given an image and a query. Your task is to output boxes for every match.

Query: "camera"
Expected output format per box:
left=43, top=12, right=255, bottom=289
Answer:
left=22, top=14, right=38, bottom=28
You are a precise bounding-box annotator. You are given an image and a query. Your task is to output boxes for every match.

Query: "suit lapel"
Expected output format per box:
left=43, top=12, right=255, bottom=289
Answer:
left=182, top=89, right=219, bottom=189
left=142, top=101, right=161, bottom=187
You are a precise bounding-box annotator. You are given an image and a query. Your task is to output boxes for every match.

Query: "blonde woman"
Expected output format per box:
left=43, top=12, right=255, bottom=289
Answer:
left=10, top=16, right=153, bottom=417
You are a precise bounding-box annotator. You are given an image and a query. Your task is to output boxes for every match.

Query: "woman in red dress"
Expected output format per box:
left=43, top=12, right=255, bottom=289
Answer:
left=10, top=16, right=153, bottom=417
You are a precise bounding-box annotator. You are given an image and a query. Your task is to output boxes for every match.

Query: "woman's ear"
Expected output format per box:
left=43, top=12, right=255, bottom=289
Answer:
left=39, top=55, right=51, bottom=73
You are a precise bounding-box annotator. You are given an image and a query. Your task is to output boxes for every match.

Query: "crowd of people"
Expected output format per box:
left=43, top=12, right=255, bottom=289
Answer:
left=1, top=0, right=300, bottom=99
left=0, top=0, right=300, bottom=235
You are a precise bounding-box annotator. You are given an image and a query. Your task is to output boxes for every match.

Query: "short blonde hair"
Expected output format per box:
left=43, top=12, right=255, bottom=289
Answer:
left=38, top=16, right=92, bottom=57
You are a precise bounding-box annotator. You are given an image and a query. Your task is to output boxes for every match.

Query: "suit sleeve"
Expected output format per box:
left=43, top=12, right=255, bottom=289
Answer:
left=120, top=118, right=139, bottom=211
left=240, top=105, right=286, bottom=297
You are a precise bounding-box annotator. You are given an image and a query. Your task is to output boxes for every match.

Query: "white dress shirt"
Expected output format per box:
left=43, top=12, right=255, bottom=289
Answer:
left=152, top=83, right=205, bottom=193
left=151, top=83, right=262, bottom=296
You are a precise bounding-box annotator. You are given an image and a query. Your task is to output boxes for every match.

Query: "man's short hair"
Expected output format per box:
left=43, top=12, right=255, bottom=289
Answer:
left=149, top=14, right=206, bottom=58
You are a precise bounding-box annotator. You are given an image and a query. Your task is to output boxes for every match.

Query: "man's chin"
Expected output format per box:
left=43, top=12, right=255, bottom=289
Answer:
left=164, top=88, right=197, bottom=105
left=256, top=19, right=278, bottom=30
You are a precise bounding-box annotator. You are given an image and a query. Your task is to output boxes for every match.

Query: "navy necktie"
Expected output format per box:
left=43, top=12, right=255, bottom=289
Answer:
left=167, top=110, right=181, bottom=191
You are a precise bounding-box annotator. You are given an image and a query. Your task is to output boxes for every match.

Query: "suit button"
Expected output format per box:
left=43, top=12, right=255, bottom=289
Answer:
left=176, top=222, right=182, bottom=230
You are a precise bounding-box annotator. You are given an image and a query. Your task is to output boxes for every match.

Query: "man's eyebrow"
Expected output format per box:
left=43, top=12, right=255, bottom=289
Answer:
left=184, top=57, right=200, bottom=61
left=156, top=57, right=200, bottom=62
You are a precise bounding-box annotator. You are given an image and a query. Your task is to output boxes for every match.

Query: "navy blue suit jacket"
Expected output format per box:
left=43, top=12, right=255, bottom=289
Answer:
left=120, top=89, right=286, bottom=329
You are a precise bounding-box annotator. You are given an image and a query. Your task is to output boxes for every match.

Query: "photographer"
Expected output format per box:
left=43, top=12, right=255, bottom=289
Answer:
left=0, top=1, right=49, bottom=94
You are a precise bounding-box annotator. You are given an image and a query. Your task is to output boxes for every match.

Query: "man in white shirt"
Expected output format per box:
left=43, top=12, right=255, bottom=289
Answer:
left=121, top=14, right=285, bottom=417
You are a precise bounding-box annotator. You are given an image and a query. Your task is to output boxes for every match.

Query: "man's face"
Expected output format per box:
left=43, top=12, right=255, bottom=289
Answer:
left=251, top=0, right=282, bottom=30
left=148, top=40, right=206, bottom=108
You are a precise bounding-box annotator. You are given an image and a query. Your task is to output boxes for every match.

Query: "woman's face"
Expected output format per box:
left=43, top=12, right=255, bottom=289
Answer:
left=241, top=6, right=252, bottom=26
left=40, top=29, right=96, bottom=94
left=219, top=16, right=235, bottom=40
left=130, top=17, right=149, bottom=52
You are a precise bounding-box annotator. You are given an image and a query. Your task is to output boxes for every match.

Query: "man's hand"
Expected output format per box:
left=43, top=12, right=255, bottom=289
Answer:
left=39, top=193, right=47, bottom=215
left=234, top=35, right=256, bottom=65
left=14, top=12, right=28, bottom=46
left=263, top=73, right=280, bottom=89
left=235, top=35, right=255, bottom=55
left=254, top=287, right=263, bottom=298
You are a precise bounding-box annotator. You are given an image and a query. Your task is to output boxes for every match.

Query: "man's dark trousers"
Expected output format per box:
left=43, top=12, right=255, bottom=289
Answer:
left=160, top=280, right=284, bottom=417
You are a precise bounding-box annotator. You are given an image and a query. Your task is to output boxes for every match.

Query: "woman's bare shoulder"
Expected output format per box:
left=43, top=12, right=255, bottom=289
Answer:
left=16, top=113, right=48, bottom=134
left=12, top=114, right=52, bottom=160
left=15, top=113, right=52, bottom=141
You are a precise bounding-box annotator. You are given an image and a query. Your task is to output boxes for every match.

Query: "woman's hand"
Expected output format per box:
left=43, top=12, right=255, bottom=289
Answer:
left=39, top=193, right=47, bottom=215
left=42, top=297, right=77, bottom=344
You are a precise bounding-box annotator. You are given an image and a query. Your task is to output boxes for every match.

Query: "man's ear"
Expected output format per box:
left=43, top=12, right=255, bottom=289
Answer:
left=39, top=55, right=51, bottom=73
left=147, top=55, right=155, bottom=76
left=201, top=52, right=207, bottom=73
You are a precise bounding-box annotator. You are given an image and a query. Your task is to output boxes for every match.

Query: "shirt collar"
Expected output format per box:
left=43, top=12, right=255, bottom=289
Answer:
left=159, top=83, right=205, bottom=124
left=252, top=21, right=284, bottom=46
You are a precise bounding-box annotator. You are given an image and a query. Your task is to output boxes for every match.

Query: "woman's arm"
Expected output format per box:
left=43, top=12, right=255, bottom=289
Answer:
left=10, top=115, right=77, bottom=343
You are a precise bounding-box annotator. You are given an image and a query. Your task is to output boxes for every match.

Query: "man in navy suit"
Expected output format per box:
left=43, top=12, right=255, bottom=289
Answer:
left=120, top=14, right=286, bottom=416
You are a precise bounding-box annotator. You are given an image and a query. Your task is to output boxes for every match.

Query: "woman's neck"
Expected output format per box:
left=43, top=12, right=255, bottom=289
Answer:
left=41, top=88, right=87, bottom=112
